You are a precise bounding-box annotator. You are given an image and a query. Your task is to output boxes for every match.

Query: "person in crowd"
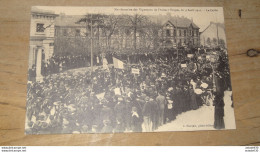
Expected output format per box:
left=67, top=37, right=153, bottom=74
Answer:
left=156, top=91, right=167, bottom=126
left=114, top=97, right=126, bottom=132
left=149, top=97, right=159, bottom=131
left=142, top=97, right=153, bottom=132
left=26, top=47, right=229, bottom=134
left=213, top=56, right=226, bottom=129
left=131, top=106, right=142, bottom=132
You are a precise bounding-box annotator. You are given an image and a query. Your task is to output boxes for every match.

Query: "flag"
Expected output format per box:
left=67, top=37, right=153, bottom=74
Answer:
left=102, top=58, right=109, bottom=70
left=187, top=54, right=194, bottom=58
left=114, top=88, right=121, bottom=95
left=113, top=57, right=124, bottom=69
left=181, top=64, right=187, bottom=68
left=131, top=68, right=140, bottom=75
left=96, top=92, right=105, bottom=100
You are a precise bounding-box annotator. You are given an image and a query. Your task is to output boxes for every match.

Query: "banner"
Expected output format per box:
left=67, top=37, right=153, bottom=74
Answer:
left=210, top=57, right=216, bottom=62
left=161, top=73, right=166, bottom=78
left=131, top=68, right=140, bottom=75
left=181, top=64, right=187, bottom=68
left=187, top=54, right=194, bottom=58
left=114, top=88, right=121, bottom=95
left=96, top=92, right=105, bottom=100
left=113, top=57, right=124, bottom=69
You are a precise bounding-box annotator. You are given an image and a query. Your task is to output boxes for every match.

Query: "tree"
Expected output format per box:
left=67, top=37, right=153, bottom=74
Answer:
left=77, top=14, right=107, bottom=50
left=102, top=15, right=121, bottom=50
left=219, top=39, right=226, bottom=49
left=206, top=37, right=211, bottom=47
left=142, top=21, right=162, bottom=50
left=122, top=14, right=150, bottom=50
left=213, top=38, right=218, bottom=46
left=54, top=28, right=90, bottom=56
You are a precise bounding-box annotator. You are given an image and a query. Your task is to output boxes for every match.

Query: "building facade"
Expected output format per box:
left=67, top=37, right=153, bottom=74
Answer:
left=162, top=19, right=200, bottom=49
left=29, top=11, right=202, bottom=79
left=53, top=15, right=201, bottom=55
left=29, top=8, right=58, bottom=80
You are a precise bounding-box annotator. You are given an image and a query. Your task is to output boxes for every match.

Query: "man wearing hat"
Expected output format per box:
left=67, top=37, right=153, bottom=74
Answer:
left=131, top=106, right=142, bottom=132
left=156, top=91, right=167, bottom=126
left=165, top=97, right=175, bottom=122
left=149, top=97, right=159, bottom=131
left=142, top=97, right=153, bottom=132
left=114, top=96, right=126, bottom=132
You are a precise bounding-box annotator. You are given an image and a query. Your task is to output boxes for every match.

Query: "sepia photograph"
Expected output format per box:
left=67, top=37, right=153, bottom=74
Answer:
left=25, top=6, right=236, bottom=134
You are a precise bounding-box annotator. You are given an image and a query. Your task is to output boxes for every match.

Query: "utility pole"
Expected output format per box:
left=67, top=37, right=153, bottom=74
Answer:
left=79, top=14, right=104, bottom=73
left=90, top=13, right=93, bottom=72
left=215, top=15, right=219, bottom=47
left=203, top=36, right=205, bottom=47
left=216, top=23, right=219, bottom=46
left=176, top=19, right=179, bottom=61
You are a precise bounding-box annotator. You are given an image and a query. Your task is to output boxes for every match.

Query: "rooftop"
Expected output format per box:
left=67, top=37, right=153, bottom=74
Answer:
left=167, top=18, right=200, bottom=29
left=55, top=15, right=85, bottom=27
left=31, top=7, right=57, bottom=16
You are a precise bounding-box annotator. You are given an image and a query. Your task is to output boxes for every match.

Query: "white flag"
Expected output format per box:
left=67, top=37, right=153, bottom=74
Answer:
left=113, top=57, right=124, bottom=69
left=102, top=58, right=109, bottom=70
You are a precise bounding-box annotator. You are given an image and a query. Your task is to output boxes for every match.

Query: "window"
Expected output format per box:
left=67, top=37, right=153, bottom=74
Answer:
left=62, top=29, right=68, bottom=36
left=55, top=28, right=57, bottom=36
left=179, top=30, right=181, bottom=36
left=114, top=29, right=119, bottom=35
left=166, top=29, right=170, bottom=37
left=36, top=23, right=44, bottom=32
left=184, top=30, right=186, bottom=36
left=75, top=29, right=80, bottom=36
left=173, top=30, right=176, bottom=36
left=153, top=30, right=158, bottom=36
left=126, top=29, right=130, bottom=36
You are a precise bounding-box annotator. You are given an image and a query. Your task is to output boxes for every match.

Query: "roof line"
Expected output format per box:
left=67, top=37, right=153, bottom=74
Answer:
left=201, top=23, right=212, bottom=33
left=164, top=21, right=175, bottom=27
left=31, top=12, right=58, bottom=16
left=55, top=25, right=85, bottom=28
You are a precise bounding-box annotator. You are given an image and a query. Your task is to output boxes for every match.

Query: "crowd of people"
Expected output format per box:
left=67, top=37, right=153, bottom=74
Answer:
left=29, top=47, right=198, bottom=77
left=26, top=47, right=231, bottom=134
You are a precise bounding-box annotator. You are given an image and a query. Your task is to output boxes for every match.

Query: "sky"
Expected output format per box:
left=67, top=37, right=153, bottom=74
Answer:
left=34, top=6, right=225, bottom=31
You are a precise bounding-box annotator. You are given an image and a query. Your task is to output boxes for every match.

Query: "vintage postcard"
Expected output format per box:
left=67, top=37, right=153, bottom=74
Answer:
left=25, top=6, right=236, bottom=134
